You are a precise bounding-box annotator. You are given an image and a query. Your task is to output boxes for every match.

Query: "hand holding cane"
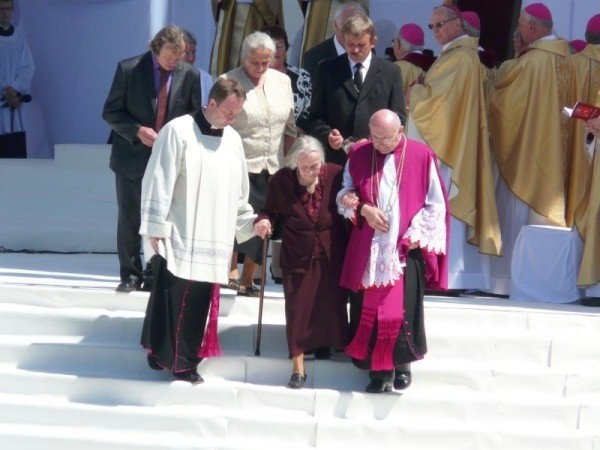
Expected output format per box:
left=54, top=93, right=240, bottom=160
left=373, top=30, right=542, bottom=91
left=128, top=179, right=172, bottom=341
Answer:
left=254, top=234, right=270, bottom=356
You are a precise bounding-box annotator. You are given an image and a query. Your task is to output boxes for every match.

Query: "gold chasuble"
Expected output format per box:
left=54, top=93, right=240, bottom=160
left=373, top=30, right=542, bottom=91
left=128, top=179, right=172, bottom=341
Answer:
left=489, top=39, right=589, bottom=228
left=411, top=37, right=501, bottom=256
left=575, top=137, right=600, bottom=286
left=394, top=60, right=423, bottom=97
left=572, top=45, right=600, bottom=104
left=482, top=64, right=497, bottom=115
left=575, top=81, right=600, bottom=287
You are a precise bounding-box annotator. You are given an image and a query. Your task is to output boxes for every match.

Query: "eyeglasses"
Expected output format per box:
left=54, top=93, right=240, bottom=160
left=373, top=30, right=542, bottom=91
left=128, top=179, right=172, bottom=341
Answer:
left=370, top=130, right=399, bottom=145
left=428, top=17, right=457, bottom=30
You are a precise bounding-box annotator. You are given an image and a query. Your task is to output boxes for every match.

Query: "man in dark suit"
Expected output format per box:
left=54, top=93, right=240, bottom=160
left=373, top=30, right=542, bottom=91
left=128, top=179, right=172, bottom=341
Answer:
left=301, top=1, right=367, bottom=79
left=103, top=25, right=201, bottom=292
left=306, top=13, right=406, bottom=166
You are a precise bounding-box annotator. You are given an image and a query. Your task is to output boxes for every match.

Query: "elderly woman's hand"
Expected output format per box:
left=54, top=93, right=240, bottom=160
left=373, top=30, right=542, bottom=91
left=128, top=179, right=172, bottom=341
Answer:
left=340, top=191, right=360, bottom=209
left=254, top=219, right=272, bottom=239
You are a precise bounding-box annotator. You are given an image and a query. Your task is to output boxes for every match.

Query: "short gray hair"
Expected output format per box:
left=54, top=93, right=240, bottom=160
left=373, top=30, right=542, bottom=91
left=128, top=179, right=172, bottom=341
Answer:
left=182, top=28, right=197, bottom=46
left=522, top=11, right=553, bottom=31
left=240, top=31, right=276, bottom=62
left=333, top=1, right=368, bottom=28
left=285, top=135, right=325, bottom=169
left=394, top=36, right=423, bottom=52
left=463, top=22, right=480, bottom=38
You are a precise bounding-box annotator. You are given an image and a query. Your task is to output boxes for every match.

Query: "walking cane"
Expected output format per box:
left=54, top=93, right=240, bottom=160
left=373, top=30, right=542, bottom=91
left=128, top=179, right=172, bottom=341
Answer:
left=254, top=235, right=270, bottom=356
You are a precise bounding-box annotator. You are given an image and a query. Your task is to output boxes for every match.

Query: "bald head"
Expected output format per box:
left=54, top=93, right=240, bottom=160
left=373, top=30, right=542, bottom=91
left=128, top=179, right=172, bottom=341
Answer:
left=370, top=109, right=401, bottom=129
left=369, top=109, right=403, bottom=153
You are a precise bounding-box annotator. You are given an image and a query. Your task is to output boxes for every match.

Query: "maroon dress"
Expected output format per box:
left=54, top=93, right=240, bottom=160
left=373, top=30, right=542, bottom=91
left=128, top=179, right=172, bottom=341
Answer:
left=257, top=163, right=349, bottom=357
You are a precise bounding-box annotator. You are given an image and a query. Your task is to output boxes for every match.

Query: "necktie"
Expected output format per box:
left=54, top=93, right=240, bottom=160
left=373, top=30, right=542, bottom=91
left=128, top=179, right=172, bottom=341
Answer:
left=155, top=68, right=170, bottom=132
left=353, top=63, right=363, bottom=92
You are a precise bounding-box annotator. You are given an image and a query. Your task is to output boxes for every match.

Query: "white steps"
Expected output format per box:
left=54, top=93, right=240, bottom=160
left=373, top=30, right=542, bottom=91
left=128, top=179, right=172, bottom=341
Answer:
left=0, top=269, right=598, bottom=449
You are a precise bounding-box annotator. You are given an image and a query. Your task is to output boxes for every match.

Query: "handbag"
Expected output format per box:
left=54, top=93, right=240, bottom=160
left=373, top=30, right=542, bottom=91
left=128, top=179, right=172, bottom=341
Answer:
left=0, top=107, right=27, bottom=158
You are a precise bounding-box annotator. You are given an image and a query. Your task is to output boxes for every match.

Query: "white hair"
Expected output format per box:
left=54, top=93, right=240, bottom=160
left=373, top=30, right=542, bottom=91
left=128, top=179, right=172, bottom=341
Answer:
left=240, top=31, right=276, bottom=62
left=522, top=11, right=553, bottom=31
left=285, top=135, right=325, bottom=169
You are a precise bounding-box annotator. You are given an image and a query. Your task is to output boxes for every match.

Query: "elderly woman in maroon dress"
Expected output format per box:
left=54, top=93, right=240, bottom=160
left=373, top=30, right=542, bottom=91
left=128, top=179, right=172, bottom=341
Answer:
left=254, top=135, right=349, bottom=388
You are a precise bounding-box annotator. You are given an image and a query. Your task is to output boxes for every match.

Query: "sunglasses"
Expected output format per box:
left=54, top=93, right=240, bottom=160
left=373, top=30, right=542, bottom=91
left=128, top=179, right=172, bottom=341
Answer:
left=428, top=17, right=457, bottom=30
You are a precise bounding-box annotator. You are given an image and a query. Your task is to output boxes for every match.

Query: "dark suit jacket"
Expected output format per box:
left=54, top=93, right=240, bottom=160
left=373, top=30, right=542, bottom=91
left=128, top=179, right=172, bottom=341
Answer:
left=306, top=54, right=406, bottom=166
left=102, top=51, right=201, bottom=180
left=302, top=37, right=338, bottom=80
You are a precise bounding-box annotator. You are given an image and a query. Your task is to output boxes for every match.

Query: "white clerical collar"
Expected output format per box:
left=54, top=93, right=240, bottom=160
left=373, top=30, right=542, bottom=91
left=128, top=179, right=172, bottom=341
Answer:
left=334, top=35, right=346, bottom=56
left=538, top=34, right=558, bottom=42
left=442, top=33, right=468, bottom=52
left=348, top=51, right=372, bottom=73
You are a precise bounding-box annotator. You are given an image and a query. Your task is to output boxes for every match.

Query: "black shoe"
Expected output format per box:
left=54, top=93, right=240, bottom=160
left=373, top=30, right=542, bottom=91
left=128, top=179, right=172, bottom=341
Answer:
left=314, top=347, right=331, bottom=360
left=365, top=380, right=393, bottom=393
left=287, top=372, right=307, bottom=389
left=393, top=371, right=412, bottom=390
left=174, top=370, right=204, bottom=384
left=581, top=297, right=600, bottom=307
left=116, top=275, right=141, bottom=293
left=272, top=276, right=283, bottom=284
left=147, top=354, right=163, bottom=371
left=141, top=275, right=154, bottom=292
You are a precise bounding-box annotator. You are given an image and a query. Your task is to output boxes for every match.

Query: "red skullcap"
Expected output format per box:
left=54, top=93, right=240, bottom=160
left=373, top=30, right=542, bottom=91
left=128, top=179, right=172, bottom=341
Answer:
left=586, top=14, right=600, bottom=33
left=524, top=3, right=552, bottom=22
left=569, top=39, right=587, bottom=53
left=399, top=23, right=425, bottom=46
left=461, top=11, right=481, bottom=31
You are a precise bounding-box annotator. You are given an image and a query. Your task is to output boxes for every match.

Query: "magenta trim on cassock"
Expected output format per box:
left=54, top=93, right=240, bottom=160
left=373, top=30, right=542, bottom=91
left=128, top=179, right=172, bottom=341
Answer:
left=199, top=283, right=222, bottom=358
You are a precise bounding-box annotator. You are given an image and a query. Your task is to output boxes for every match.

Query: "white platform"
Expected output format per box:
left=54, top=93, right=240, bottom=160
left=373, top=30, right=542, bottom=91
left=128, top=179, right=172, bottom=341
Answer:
left=0, top=144, right=115, bottom=253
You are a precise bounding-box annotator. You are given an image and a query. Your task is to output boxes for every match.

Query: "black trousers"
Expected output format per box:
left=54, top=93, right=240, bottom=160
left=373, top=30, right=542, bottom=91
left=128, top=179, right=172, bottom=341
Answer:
left=140, top=256, right=212, bottom=373
left=349, top=248, right=426, bottom=382
left=115, top=174, right=144, bottom=282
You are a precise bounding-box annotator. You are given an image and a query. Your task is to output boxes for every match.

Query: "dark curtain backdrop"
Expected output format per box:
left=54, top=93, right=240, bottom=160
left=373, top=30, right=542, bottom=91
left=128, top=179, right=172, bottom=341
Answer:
left=456, top=0, right=523, bottom=63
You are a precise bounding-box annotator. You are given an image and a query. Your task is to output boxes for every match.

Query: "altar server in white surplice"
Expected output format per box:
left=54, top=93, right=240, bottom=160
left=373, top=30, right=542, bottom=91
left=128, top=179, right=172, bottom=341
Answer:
left=139, top=79, right=256, bottom=384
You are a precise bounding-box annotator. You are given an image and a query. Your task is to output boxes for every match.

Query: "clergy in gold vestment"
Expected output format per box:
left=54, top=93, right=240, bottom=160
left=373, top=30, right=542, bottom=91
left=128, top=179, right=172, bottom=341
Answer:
left=488, top=4, right=589, bottom=295
left=462, top=11, right=497, bottom=114
left=392, top=23, right=434, bottom=97
left=408, top=4, right=501, bottom=291
left=572, top=16, right=600, bottom=105
left=574, top=15, right=600, bottom=301
left=576, top=114, right=600, bottom=298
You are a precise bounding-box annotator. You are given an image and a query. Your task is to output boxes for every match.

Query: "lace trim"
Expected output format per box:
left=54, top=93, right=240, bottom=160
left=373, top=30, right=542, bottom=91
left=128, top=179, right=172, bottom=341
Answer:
left=403, top=205, right=446, bottom=254
left=361, top=240, right=404, bottom=288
